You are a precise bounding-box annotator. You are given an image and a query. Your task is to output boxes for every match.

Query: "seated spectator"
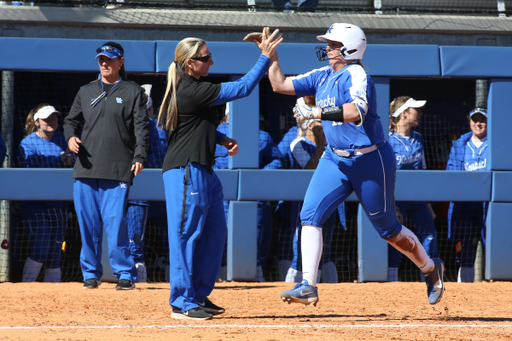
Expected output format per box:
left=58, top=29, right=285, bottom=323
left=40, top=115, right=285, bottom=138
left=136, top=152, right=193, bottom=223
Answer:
left=18, top=104, right=75, bottom=282
left=272, top=0, right=319, bottom=12
left=446, top=108, right=488, bottom=282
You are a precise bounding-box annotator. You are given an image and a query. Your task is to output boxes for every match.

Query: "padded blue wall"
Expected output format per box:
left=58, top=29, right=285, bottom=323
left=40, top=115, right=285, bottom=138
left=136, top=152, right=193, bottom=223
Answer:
left=1, top=37, right=511, bottom=281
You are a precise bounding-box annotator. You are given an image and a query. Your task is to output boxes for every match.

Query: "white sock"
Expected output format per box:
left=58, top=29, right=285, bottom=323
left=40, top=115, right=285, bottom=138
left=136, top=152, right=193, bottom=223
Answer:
left=44, top=268, right=61, bottom=283
left=278, top=260, right=292, bottom=282
left=285, top=267, right=302, bottom=283
left=458, top=267, right=475, bottom=283
left=22, top=257, right=43, bottom=282
left=388, top=267, right=399, bottom=282
left=135, top=262, right=147, bottom=283
left=320, top=261, right=338, bottom=283
left=387, top=226, right=435, bottom=273
left=301, top=225, right=323, bottom=287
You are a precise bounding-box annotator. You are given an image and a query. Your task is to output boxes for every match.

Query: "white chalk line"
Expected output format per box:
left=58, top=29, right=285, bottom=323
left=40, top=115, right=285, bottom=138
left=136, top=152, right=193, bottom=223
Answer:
left=1, top=324, right=512, bottom=330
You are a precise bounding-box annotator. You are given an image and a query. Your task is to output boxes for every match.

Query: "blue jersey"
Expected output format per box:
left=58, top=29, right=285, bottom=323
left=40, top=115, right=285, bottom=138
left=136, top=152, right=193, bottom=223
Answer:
left=146, top=117, right=168, bottom=169
left=214, top=122, right=284, bottom=170
left=290, top=136, right=316, bottom=169
left=278, top=126, right=299, bottom=169
left=19, top=132, right=68, bottom=169
left=19, top=132, right=69, bottom=211
left=463, top=138, right=487, bottom=171
left=446, top=132, right=488, bottom=172
left=388, top=130, right=426, bottom=170
left=292, top=64, right=384, bottom=150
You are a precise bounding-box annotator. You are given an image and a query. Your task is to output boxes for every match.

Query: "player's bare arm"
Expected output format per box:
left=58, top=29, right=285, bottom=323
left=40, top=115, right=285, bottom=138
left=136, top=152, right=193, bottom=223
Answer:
left=267, top=55, right=296, bottom=95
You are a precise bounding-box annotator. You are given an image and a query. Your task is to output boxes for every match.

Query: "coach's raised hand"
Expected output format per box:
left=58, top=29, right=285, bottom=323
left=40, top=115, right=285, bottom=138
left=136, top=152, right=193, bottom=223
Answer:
left=258, top=27, right=283, bottom=59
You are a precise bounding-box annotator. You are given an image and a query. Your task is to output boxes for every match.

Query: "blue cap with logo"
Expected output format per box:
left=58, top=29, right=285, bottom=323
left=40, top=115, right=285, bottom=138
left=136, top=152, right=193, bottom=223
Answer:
left=95, top=45, right=124, bottom=59
left=469, top=108, right=487, bottom=118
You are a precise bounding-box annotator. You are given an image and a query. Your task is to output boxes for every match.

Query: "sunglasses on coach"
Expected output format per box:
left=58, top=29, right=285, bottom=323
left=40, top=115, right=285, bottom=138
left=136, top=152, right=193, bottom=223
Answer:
left=96, top=46, right=124, bottom=56
left=191, top=53, right=212, bottom=63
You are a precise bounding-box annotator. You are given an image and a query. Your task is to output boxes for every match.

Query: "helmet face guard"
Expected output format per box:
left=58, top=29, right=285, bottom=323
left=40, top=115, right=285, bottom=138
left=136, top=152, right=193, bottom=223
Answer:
left=315, top=46, right=360, bottom=61
left=315, top=46, right=328, bottom=61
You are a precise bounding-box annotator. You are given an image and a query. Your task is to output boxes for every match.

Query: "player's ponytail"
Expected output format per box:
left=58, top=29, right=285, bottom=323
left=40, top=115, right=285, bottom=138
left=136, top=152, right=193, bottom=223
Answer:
left=158, top=37, right=205, bottom=132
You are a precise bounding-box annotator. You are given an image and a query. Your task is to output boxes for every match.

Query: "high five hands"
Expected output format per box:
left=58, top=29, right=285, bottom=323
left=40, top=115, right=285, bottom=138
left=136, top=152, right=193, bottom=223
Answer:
left=243, top=27, right=283, bottom=59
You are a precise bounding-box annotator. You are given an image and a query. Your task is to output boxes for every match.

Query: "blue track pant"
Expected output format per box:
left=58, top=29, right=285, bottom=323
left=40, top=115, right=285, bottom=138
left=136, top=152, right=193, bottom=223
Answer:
left=21, top=207, right=67, bottom=268
left=448, top=201, right=487, bottom=268
left=163, top=163, right=227, bottom=312
left=126, top=203, right=148, bottom=264
left=74, top=178, right=136, bottom=282
left=301, top=143, right=401, bottom=240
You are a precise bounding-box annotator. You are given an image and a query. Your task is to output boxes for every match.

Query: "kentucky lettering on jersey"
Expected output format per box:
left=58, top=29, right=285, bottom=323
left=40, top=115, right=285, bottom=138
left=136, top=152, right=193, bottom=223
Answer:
left=465, top=159, right=486, bottom=171
left=397, top=152, right=423, bottom=167
left=292, top=63, right=384, bottom=150
left=388, top=131, right=426, bottom=170
left=463, top=138, right=487, bottom=172
left=316, top=94, right=336, bottom=109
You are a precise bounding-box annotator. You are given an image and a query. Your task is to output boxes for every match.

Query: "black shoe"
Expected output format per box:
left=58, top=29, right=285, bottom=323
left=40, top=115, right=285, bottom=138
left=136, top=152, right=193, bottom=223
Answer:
left=198, top=299, right=225, bottom=315
left=171, top=307, right=212, bottom=320
left=83, top=278, right=101, bottom=289
left=115, top=279, right=135, bottom=290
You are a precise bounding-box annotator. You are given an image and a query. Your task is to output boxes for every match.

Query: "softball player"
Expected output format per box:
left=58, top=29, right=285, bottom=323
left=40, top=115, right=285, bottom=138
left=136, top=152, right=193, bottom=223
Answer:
left=446, top=108, right=488, bottom=282
left=158, top=29, right=282, bottom=320
left=64, top=42, right=149, bottom=290
left=263, top=23, right=445, bottom=306
left=387, top=96, right=439, bottom=281
left=19, top=104, right=75, bottom=282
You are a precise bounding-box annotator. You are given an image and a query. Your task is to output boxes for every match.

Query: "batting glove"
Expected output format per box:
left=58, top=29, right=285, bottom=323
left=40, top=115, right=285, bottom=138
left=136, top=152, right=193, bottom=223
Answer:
left=293, top=103, right=321, bottom=121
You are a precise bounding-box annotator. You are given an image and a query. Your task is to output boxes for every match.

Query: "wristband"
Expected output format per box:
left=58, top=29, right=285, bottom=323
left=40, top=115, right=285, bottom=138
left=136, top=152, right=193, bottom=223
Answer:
left=320, top=106, right=344, bottom=122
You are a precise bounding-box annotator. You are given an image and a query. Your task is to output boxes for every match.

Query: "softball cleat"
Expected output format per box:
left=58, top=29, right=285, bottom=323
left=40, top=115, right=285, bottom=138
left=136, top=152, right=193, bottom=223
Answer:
left=424, top=258, right=445, bottom=305
left=280, top=280, right=319, bottom=306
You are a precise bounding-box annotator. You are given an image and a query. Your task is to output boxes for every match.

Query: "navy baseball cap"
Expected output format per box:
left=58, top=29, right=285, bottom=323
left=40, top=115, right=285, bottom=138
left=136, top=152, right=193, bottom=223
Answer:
left=95, top=46, right=124, bottom=59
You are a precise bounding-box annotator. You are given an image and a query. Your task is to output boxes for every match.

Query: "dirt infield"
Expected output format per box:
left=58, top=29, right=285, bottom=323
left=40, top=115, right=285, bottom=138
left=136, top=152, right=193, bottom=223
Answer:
left=1, top=281, right=511, bottom=340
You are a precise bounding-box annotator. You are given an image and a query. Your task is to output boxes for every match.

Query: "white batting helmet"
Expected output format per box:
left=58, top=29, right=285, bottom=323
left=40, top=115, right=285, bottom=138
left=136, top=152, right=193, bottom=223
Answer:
left=317, top=23, right=367, bottom=60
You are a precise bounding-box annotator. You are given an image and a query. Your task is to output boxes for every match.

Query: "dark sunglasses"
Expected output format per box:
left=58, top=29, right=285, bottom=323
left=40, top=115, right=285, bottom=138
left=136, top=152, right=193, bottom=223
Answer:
left=191, top=53, right=212, bottom=63
left=96, top=46, right=124, bottom=57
